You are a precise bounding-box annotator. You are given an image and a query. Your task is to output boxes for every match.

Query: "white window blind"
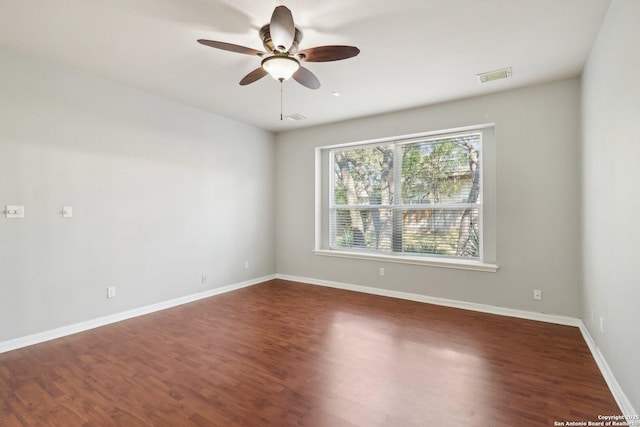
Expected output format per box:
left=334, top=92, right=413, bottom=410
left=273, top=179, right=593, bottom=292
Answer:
left=329, top=131, right=483, bottom=260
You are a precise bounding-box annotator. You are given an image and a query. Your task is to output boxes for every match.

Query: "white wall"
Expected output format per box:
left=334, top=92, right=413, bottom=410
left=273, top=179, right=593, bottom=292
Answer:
left=276, top=79, right=582, bottom=317
left=582, top=0, right=640, bottom=413
left=0, top=48, right=276, bottom=342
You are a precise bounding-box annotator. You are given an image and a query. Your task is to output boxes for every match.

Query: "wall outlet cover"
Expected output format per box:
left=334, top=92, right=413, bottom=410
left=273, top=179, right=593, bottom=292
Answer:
left=5, top=205, right=24, bottom=219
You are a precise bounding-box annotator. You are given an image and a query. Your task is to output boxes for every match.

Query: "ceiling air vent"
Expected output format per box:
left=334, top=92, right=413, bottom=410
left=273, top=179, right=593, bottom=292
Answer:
left=285, top=113, right=308, bottom=121
left=477, top=67, right=512, bottom=83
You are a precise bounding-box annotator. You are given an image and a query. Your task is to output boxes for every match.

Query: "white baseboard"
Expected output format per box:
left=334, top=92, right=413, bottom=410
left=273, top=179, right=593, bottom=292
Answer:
left=276, top=273, right=636, bottom=416
left=0, top=274, right=276, bottom=354
left=578, top=323, right=638, bottom=416
left=276, top=273, right=580, bottom=326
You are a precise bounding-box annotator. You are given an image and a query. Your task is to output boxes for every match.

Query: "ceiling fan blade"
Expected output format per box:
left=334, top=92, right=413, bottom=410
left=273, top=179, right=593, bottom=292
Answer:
left=293, top=66, right=320, bottom=90
left=298, top=45, right=360, bottom=62
left=239, top=67, right=268, bottom=86
left=197, top=39, right=265, bottom=57
left=270, top=6, right=295, bottom=52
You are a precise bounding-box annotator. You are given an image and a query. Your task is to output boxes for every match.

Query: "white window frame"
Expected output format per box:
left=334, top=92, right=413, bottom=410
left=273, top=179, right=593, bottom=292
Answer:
left=314, top=124, right=498, bottom=272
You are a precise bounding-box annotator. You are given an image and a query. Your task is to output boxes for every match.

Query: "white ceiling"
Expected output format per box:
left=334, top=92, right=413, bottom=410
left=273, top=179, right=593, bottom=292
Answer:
left=0, top=0, right=611, bottom=132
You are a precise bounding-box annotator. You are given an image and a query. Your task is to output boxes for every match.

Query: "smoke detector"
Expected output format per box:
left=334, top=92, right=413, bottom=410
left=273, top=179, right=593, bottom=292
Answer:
left=477, top=67, right=512, bottom=83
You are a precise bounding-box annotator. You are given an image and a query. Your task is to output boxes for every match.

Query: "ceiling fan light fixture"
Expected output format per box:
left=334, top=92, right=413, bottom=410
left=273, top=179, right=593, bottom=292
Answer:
left=262, top=56, right=300, bottom=81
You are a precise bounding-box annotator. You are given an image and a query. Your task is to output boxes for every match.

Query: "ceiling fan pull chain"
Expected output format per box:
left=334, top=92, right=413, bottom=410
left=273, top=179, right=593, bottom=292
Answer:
left=280, top=80, right=283, bottom=121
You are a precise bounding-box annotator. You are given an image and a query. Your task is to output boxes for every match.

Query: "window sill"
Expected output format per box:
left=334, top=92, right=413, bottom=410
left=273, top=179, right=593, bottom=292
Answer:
left=313, top=249, right=498, bottom=272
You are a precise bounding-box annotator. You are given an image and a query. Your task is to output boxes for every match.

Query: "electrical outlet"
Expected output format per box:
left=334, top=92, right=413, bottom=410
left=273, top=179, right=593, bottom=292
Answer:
left=62, top=206, right=73, bottom=218
left=600, top=316, right=604, bottom=333
left=5, top=205, right=24, bottom=219
left=533, top=289, right=542, bottom=300
left=379, top=267, right=385, bottom=277
left=107, top=286, right=116, bottom=299
left=201, top=274, right=207, bottom=284
left=244, top=261, right=249, bottom=270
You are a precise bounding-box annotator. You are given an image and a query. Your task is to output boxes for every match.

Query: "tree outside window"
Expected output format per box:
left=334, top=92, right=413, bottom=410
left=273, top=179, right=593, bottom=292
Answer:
left=330, top=132, right=481, bottom=260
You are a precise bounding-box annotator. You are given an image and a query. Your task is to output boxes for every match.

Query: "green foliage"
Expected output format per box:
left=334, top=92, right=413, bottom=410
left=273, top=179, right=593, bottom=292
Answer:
left=333, top=146, right=389, bottom=205
left=401, top=139, right=469, bottom=204
left=334, top=185, right=347, bottom=205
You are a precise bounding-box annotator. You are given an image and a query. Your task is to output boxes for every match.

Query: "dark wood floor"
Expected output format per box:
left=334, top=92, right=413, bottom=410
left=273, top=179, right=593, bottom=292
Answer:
left=0, top=279, right=621, bottom=426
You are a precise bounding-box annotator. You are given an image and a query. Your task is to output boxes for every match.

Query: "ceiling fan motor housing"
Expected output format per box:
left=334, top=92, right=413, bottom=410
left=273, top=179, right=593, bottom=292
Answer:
left=260, top=25, right=303, bottom=54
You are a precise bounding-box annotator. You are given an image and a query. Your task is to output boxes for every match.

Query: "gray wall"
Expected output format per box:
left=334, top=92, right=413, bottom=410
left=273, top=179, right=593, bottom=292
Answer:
left=0, top=3, right=636, bottom=412
left=581, top=0, right=640, bottom=412
left=276, top=79, right=582, bottom=317
left=0, top=48, right=276, bottom=342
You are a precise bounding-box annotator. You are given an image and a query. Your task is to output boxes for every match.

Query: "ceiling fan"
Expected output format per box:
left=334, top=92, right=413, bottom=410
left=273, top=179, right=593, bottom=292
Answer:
left=197, top=5, right=360, bottom=90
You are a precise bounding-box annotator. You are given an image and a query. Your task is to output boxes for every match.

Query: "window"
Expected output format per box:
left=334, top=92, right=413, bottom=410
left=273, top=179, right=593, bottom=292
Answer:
left=315, top=126, right=496, bottom=271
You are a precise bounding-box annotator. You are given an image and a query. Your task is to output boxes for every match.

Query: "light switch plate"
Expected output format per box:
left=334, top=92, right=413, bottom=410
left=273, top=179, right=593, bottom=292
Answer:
left=6, top=205, right=24, bottom=219
left=62, top=206, right=73, bottom=218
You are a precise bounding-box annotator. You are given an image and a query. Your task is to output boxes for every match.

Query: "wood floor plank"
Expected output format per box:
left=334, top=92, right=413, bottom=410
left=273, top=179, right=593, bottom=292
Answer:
left=0, top=279, right=621, bottom=426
